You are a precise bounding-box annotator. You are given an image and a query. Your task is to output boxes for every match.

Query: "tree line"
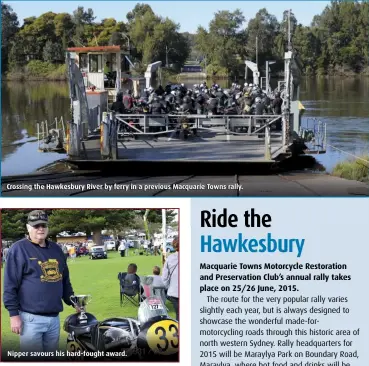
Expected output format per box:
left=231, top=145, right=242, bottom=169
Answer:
left=2, top=1, right=368, bottom=78
left=1, top=209, right=177, bottom=243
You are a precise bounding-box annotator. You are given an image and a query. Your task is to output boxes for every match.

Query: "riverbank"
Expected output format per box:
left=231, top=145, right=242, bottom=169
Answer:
left=332, top=156, right=369, bottom=183
left=4, top=61, right=67, bottom=81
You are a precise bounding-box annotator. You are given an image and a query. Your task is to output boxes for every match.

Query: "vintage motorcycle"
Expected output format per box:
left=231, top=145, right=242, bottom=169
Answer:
left=63, top=295, right=179, bottom=361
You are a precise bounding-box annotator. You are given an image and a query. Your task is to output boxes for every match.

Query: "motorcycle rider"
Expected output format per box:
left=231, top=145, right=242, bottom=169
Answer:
left=123, top=90, right=134, bottom=111
left=272, top=92, right=283, bottom=131
left=195, top=90, right=206, bottom=114
left=208, top=92, right=219, bottom=114
left=150, top=97, right=166, bottom=114
left=215, top=87, right=226, bottom=108
left=181, top=95, right=194, bottom=114
left=111, top=92, right=126, bottom=113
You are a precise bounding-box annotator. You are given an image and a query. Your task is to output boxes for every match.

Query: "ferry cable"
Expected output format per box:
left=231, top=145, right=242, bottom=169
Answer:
left=326, top=144, right=369, bottom=166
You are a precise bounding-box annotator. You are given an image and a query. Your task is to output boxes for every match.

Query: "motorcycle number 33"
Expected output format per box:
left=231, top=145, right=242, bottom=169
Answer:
left=146, top=320, right=179, bottom=356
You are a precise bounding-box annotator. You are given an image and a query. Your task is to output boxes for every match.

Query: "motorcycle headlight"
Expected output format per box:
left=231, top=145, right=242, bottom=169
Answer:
left=104, top=251, right=107, bottom=255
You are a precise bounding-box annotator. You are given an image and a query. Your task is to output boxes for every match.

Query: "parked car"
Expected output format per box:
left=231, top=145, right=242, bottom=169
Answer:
left=89, top=245, right=107, bottom=259
left=104, top=240, right=116, bottom=251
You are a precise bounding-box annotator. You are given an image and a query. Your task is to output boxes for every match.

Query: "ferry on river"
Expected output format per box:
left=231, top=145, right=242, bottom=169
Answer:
left=35, top=43, right=327, bottom=167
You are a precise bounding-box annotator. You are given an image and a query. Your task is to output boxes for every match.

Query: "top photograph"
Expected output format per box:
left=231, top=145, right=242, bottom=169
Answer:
left=2, top=1, right=368, bottom=197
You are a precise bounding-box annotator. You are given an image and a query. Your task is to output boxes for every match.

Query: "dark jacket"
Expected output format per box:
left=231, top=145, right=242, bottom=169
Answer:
left=3, top=238, right=74, bottom=317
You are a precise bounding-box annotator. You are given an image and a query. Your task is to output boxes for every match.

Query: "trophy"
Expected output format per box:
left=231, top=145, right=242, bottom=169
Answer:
left=70, top=295, right=92, bottom=325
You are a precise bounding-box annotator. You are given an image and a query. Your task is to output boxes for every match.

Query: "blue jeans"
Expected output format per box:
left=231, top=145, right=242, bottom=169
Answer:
left=20, top=311, right=60, bottom=353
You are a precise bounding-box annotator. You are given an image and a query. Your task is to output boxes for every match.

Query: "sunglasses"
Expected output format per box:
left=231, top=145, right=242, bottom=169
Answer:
left=33, top=224, right=48, bottom=229
left=28, top=213, right=48, bottom=222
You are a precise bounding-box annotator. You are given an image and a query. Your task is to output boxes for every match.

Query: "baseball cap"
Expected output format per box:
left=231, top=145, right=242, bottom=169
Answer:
left=27, top=210, right=48, bottom=227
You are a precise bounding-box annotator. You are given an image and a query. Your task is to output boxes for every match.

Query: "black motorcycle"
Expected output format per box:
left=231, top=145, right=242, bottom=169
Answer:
left=63, top=296, right=178, bottom=362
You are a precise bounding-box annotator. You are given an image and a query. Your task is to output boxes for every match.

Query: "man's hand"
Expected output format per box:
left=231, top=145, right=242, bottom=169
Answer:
left=10, top=315, right=22, bottom=335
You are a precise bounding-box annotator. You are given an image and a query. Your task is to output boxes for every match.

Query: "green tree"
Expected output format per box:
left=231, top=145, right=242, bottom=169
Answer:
left=1, top=210, right=28, bottom=240
left=2, top=4, right=19, bottom=73
left=134, top=209, right=177, bottom=239
left=245, top=8, right=279, bottom=67
left=72, top=6, right=96, bottom=46
left=128, top=4, right=189, bottom=70
left=1, top=209, right=54, bottom=240
left=48, top=209, right=136, bottom=244
left=195, top=10, right=245, bottom=77
left=54, top=13, right=75, bottom=49
left=43, top=40, right=64, bottom=62
left=274, top=10, right=298, bottom=58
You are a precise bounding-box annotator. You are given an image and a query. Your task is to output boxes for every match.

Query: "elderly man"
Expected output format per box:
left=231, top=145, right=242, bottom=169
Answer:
left=3, top=210, right=78, bottom=355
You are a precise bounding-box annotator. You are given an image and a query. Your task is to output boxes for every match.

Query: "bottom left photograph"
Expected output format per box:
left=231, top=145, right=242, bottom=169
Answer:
left=1, top=208, right=179, bottom=362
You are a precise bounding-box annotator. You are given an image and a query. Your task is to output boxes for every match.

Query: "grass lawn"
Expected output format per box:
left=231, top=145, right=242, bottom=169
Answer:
left=1, top=250, right=175, bottom=353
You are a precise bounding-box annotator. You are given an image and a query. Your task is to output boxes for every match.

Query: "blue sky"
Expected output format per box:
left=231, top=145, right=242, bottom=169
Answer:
left=5, top=1, right=330, bottom=33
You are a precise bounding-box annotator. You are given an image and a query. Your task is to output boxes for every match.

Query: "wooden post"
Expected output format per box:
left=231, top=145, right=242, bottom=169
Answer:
left=162, top=209, right=167, bottom=267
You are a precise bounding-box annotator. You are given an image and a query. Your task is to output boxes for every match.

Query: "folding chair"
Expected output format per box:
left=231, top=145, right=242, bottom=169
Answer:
left=118, top=272, right=141, bottom=307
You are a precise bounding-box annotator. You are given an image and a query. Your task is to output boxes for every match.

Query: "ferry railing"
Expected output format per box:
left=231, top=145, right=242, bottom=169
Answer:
left=113, top=114, right=284, bottom=160
left=36, top=117, right=66, bottom=151
left=89, top=105, right=101, bottom=132
left=101, top=112, right=118, bottom=160
left=299, top=117, right=327, bottom=153
left=277, top=81, right=286, bottom=92
left=114, top=113, right=283, bottom=137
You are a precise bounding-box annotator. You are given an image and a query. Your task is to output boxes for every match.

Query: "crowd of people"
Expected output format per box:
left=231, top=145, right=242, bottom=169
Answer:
left=111, top=81, right=284, bottom=123
left=122, top=237, right=179, bottom=320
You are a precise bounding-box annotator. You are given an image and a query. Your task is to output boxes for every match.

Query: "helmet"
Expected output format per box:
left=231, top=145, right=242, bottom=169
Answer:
left=63, top=313, right=98, bottom=335
left=200, top=83, right=204, bottom=88
left=218, top=88, right=222, bottom=92
left=249, top=83, right=253, bottom=87
left=181, top=83, right=184, bottom=87
left=255, top=97, right=261, bottom=103
left=244, top=83, right=248, bottom=86
left=171, top=91, right=176, bottom=96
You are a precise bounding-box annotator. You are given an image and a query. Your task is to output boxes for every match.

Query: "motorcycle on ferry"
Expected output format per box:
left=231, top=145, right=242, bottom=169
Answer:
left=63, top=295, right=179, bottom=361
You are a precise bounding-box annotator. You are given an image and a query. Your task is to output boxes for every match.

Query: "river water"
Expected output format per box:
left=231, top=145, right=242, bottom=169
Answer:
left=1, top=78, right=368, bottom=176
